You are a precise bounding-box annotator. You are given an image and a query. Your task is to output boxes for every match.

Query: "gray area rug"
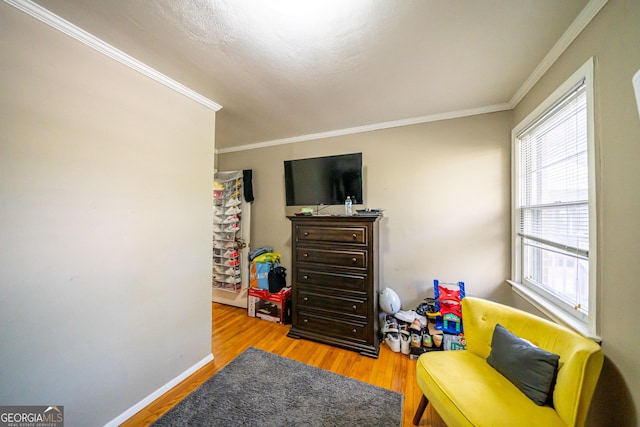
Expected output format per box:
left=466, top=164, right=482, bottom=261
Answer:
left=152, top=347, right=403, bottom=426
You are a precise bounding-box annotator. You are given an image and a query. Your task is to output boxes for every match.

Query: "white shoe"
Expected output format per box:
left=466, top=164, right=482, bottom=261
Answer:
left=225, top=186, right=240, bottom=196
left=213, top=216, right=225, bottom=224
left=225, top=276, right=241, bottom=284
left=395, top=310, right=427, bottom=326
left=223, top=215, right=239, bottom=224
left=385, top=332, right=401, bottom=353
left=223, top=249, right=238, bottom=258
left=400, top=331, right=411, bottom=355
left=224, top=223, right=240, bottom=232
left=224, top=206, right=242, bottom=215
left=225, top=197, right=241, bottom=207
left=381, top=315, right=399, bottom=334
left=224, top=267, right=239, bottom=275
left=213, top=233, right=226, bottom=241
left=411, top=329, right=423, bottom=348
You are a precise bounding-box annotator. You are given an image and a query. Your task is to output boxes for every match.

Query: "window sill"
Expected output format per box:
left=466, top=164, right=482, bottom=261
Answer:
left=506, top=280, right=601, bottom=343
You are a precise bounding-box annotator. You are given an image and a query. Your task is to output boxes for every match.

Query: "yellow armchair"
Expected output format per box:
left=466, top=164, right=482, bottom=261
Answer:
left=413, top=297, right=603, bottom=427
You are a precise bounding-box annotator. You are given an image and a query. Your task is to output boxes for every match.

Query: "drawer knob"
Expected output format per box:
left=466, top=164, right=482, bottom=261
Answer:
left=303, top=275, right=309, bottom=280
left=352, top=305, right=357, bottom=311
left=303, top=253, right=309, bottom=258
left=303, top=319, right=309, bottom=323
left=352, top=329, right=357, bottom=334
left=304, top=232, right=309, bottom=237
left=351, top=257, right=357, bottom=263
left=303, top=297, right=309, bottom=301
left=352, top=233, right=357, bottom=240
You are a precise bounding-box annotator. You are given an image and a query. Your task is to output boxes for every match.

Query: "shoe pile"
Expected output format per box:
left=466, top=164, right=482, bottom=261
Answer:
left=382, top=309, right=444, bottom=358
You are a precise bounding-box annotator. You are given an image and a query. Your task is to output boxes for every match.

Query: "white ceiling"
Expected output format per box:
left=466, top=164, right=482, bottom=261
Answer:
left=29, top=0, right=593, bottom=150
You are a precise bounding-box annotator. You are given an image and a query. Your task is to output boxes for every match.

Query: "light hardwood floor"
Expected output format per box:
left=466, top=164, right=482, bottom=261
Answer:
left=121, top=302, right=445, bottom=427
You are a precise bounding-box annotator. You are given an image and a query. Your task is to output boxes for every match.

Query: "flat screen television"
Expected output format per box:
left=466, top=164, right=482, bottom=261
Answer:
left=284, top=153, right=363, bottom=206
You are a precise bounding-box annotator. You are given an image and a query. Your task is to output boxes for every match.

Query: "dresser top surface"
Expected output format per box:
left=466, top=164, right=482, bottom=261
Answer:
left=287, top=215, right=381, bottom=223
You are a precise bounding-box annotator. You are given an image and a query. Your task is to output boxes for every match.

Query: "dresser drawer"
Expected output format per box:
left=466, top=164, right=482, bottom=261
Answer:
left=297, top=247, right=367, bottom=269
left=296, top=311, right=367, bottom=342
left=295, top=225, right=367, bottom=245
left=297, top=268, right=367, bottom=293
left=297, top=289, right=367, bottom=317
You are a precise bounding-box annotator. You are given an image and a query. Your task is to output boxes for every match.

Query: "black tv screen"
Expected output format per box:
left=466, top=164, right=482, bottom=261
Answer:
left=284, top=153, right=363, bottom=206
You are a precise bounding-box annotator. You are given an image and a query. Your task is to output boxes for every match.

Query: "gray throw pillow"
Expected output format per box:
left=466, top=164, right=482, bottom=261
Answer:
left=486, top=324, right=560, bottom=406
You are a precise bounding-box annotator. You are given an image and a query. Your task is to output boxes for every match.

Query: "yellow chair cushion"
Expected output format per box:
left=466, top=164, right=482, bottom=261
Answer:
left=417, top=350, right=565, bottom=426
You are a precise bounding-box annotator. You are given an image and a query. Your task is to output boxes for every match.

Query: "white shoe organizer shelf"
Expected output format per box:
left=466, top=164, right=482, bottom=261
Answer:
left=212, top=174, right=244, bottom=292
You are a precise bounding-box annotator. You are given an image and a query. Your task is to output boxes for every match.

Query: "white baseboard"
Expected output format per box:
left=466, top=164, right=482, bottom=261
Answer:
left=104, top=353, right=214, bottom=427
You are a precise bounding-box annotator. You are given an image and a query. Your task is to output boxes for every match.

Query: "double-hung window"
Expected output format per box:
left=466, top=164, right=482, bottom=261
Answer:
left=511, top=58, right=597, bottom=339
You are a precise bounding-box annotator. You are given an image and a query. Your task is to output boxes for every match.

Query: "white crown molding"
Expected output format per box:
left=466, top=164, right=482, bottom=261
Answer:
left=509, top=0, right=608, bottom=108
left=217, top=0, right=607, bottom=154
left=4, top=0, right=223, bottom=112
left=216, top=103, right=512, bottom=154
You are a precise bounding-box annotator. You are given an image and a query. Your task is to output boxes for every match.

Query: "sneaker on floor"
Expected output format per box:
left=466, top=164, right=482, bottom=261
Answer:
left=394, top=310, right=418, bottom=323
left=381, top=314, right=399, bottom=334
left=432, top=333, right=443, bottom=348
left=410, top=329, right=423, bottom=348
left=410, top=318, right=423, bottom=331
left=400, top=331, right=411, bottom=355
left=395, top=310, right=427, bottom=326
left=385, top=332, right=401, bottom=353
left=422, top=331, right=433, bottom=348
left=409, top=346, right=428, bottom=356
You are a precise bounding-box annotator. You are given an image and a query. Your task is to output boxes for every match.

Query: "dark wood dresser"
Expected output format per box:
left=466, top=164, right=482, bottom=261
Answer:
left=286, top=215, right=381, bottom=358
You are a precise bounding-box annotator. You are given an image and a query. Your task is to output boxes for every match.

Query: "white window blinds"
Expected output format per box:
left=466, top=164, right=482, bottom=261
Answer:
left=515, top=78, right=589, bottom=314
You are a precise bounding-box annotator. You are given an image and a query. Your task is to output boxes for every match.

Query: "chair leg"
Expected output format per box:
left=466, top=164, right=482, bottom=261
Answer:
left=413, top=394, right=429, bottom=425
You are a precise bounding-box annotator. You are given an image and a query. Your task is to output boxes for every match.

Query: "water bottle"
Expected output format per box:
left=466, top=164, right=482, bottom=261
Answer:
left=345, top=196, right=353, bottom=216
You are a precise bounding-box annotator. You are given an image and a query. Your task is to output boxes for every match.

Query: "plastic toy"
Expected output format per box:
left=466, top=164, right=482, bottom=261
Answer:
left=434, top=280, right=465, bottom=334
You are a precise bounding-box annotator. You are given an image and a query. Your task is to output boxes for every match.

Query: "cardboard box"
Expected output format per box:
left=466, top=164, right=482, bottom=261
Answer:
left=248, top=287, right=292, bottom=324
left=443, top=334, right=467, bottom=351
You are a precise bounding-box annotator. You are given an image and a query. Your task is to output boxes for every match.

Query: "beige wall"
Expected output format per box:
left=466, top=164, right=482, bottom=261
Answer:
left=0, top=4, right=215, bottom=426
left=219, top=111, right=512, bottom=310
left=513, top=0, right=639, bottom=424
